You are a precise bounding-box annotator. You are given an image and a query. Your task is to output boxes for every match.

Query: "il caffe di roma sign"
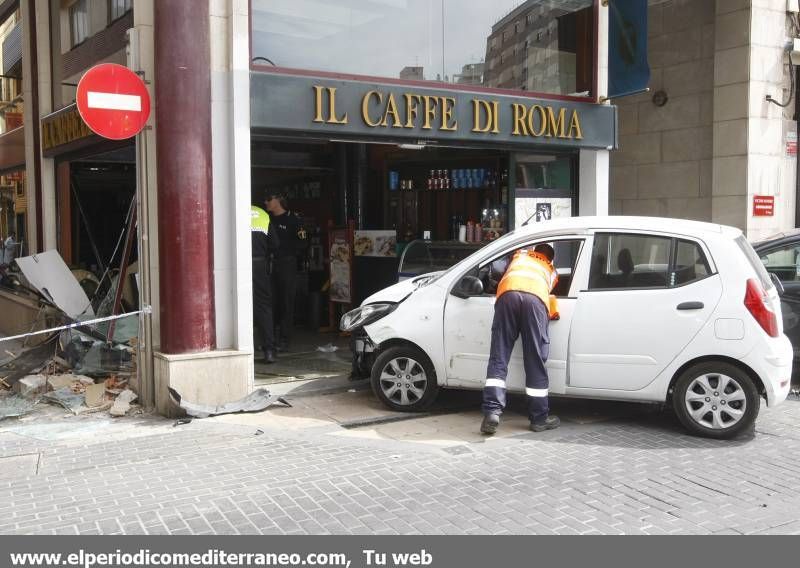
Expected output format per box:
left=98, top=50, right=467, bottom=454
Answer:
left=251, top=72, right=617, bottom=150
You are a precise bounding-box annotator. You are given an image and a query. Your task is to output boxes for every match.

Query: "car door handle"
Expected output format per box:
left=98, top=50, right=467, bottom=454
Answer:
left=676, top=301, right=704, bottom=310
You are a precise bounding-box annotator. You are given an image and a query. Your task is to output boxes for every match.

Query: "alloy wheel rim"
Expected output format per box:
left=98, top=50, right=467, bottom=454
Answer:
left=378, top=356, right=427, bottom=406
left=684, top=373, right=747, bottom=430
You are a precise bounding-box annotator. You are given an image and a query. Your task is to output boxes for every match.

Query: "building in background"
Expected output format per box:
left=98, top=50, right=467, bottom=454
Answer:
left=399, top=66, right=424, bottom=81
left=484, top=0, right=594, bottom=95
left=453, top=62, right=484, bottom=85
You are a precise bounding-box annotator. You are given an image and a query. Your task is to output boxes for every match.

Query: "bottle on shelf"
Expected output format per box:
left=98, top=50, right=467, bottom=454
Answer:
left=443, top=169, right=450, bottom=190
left=427, top=170, right=434, bottom=191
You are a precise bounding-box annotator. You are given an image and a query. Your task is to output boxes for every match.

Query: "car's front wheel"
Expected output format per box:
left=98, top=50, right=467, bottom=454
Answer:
left=672, top=361, right=759, bottom=439
left=370, top=345, right=439, bottom=412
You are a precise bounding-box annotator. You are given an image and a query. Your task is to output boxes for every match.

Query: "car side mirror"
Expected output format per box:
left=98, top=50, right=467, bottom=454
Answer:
left=770, top=272, right=785, bottom=296
left=452, top=275, right=484, bottom=298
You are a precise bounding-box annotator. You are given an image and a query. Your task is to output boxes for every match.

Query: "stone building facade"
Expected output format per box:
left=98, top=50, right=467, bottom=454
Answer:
left=610, top=0, right=796, bottom=240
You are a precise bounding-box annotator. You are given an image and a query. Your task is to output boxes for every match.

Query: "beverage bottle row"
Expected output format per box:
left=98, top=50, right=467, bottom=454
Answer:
left=449, top=215, right=482, bottom=243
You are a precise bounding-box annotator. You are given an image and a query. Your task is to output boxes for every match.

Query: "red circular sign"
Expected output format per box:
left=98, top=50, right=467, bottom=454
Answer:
left=76, top=63, right=151, bottom=140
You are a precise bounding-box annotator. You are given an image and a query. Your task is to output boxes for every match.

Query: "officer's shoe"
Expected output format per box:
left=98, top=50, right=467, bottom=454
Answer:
left=480, top=414, right=500, bottom=435
left=530, top=415, right=560, bottom=432
left=262, top=350, right=276, bottom=364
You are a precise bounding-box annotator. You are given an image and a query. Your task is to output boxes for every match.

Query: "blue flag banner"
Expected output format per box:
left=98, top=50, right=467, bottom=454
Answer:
left=608, top=0, right=650, bottom=99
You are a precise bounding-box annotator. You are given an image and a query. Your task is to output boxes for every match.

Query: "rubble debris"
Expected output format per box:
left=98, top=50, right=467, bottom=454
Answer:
left=168, top=387, right=291, bottom=419
left=173, top=418, right=192, bottom=427
left=13, top=375, right=47, bottom=397
left=104, top=375, right=128, bottom=394
left=15, top=251, right=95, bottom=318
left=0, top=395, right=36, bottom=420
left=109, top=389, right=137, bottom=417
left=0, top=377, right=10, bottom=390
left=84, top=383, right=106, bottom=408
left=42, top=387, right=86, bottom=413
left=47, top=374, right=93, bottom=390
left=0, top=336, right=59, bottom=385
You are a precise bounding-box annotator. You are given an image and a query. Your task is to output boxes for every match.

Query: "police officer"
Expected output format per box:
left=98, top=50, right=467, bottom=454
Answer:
left=265, top=192, right=307, bottom=351
left=251, top=206, right=279, bottom=364
left=481, top=243, right=561, bottom=434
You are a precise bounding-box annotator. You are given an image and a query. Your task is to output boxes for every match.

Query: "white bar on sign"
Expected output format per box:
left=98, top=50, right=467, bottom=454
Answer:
left=87, top=91, right=141, bottom=112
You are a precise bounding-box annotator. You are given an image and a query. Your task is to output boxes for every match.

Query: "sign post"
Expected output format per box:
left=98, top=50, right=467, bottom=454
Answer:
left=76, top=63, right=151, bottom=140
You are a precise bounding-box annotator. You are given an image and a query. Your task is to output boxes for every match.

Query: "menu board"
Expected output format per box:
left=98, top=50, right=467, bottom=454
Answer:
left=353, top=230, right=397, bottom=257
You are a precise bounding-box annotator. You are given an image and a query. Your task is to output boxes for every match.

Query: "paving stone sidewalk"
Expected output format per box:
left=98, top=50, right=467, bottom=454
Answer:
left=1, top=395, right=799, bottom=535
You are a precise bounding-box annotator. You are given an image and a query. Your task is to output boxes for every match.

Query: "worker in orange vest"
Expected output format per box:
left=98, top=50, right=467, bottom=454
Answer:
left=481, top=243, right=560, bottom=435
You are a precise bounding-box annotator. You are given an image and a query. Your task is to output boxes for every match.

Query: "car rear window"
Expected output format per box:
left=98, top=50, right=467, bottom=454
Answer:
left=735, top=235, right=773, bottom=290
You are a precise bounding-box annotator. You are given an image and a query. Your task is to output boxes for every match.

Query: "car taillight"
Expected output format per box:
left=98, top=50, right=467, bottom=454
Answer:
left=744, top=278, right=779, bottom=337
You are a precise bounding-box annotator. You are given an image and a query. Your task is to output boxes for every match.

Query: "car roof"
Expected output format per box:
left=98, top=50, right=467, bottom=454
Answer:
left=513, top=216, right=740, bottom=240
left=753, top=227, right=800, bottom=248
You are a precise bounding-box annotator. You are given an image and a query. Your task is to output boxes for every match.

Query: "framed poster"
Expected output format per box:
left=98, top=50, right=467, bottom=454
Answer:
left=328, top=227, right=352, bottom=304
left=514, top=197, right=572, bottom=229
left=353, top=230, right=397, bottom=257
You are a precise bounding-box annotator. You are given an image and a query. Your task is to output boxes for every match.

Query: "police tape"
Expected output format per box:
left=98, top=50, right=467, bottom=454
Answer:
left=0, top=307, right=152, bottom=344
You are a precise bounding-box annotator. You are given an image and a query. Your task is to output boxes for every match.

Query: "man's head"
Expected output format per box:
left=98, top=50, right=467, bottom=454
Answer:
left=264, top=192, right=288, bottom=214
left=533, top=243, right=555, bottom=262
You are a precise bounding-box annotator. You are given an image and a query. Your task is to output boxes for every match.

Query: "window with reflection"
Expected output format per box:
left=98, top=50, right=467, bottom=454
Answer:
left=251, top=0, right=595, bottom=98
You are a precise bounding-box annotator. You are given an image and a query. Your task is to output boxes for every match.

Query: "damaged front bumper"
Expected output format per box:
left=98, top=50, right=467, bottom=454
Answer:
left=350, top=328, right=376, bottom=380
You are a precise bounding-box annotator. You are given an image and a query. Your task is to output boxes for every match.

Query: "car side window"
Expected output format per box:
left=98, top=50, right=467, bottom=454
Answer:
left=760, top=244, right=800, bottom=283
left=477, top=239, right=584, bottom=297
left=671, top=239, right=711, bottom=286
left=589, top=233, right=670, bottom=290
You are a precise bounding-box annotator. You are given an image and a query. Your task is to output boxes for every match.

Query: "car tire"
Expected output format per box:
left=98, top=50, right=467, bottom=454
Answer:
left=370, top=345, right=439, bottom=412
left=672, top=361, right=760, bottom=440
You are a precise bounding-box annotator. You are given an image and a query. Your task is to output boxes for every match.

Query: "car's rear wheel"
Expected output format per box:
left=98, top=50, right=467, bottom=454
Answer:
left=672, top=361, right=759, bottom=439
left=370, top=345, right=439, bottom=412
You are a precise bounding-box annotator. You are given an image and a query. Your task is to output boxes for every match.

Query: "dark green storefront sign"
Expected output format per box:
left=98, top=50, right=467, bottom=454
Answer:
left=251, top=72, right=618, bottom=150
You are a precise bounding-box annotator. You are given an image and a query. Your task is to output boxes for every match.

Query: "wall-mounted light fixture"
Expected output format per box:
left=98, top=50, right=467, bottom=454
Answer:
left=652, top=90, right=668, bottom=107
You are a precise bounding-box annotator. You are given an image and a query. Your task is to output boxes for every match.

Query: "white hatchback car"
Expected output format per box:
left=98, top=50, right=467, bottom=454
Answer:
left=341, top=217, right=793, bottom=439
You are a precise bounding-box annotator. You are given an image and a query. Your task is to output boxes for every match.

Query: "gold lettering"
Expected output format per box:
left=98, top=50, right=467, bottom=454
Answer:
left=422, top=95, right=438, bottom=130
left=326, top=87, right=348, bottom=124
left=568, top=110, right=583, bottom=139
left=546, top=106, right=567, bottom=138
left=312, top=86, right=348, bottom=124
left=490, top=101, right=500, bottom=133
left=511, top=103, right=528, bottom=136
left=404, top=94, right=422, bottom=128
left=381, top=92, right=403, bottom=128
left=313, top=85, right=325, bottom=123
left=361, top=90, right=382, bottom=127
left=473, top=99, right=498, bottom=133
left=529, top=105, right=547, bottom=137
left=440, top=96, right=458, bottom=131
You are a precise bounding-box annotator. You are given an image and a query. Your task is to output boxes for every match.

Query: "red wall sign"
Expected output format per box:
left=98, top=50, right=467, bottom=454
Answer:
left=752, top=195, right=775, bottom=217
left=76, top=63, right=151, bottom=140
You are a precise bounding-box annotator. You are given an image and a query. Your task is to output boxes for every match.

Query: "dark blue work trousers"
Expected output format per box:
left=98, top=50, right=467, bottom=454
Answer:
left=482, top=290, right=551, bottom=424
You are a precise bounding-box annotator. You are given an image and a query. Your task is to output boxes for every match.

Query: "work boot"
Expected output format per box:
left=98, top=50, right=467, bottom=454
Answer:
left=530, top=415, right=560, bottom=432
left=480, top=414, right=500, bottom=435
left=262, top=350, right=276, bottom=364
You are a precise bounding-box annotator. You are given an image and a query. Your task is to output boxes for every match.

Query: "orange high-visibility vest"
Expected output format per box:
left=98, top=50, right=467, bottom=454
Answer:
left=496, top=250, right=559, bottom=318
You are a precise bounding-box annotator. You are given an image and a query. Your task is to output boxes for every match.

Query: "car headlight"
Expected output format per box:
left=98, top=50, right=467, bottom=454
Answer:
left=339, top=303, right=398, bottom=332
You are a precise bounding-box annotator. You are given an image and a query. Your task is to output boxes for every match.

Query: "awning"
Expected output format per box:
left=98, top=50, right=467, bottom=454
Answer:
left=0, top=126, right=25, bottom=173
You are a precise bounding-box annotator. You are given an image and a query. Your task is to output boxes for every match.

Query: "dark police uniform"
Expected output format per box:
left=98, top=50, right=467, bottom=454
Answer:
left=251, top=208, right=279, bottom=362
left=270, top=210, right=307, bottom=349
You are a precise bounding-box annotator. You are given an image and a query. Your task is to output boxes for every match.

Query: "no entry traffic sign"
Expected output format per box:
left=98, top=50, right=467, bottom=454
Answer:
left=76, top=63, right=151, bottom=140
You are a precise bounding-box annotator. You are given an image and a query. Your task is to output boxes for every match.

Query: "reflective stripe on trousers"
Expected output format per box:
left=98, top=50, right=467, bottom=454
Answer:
left=482, top=290, right=550, bottom=424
